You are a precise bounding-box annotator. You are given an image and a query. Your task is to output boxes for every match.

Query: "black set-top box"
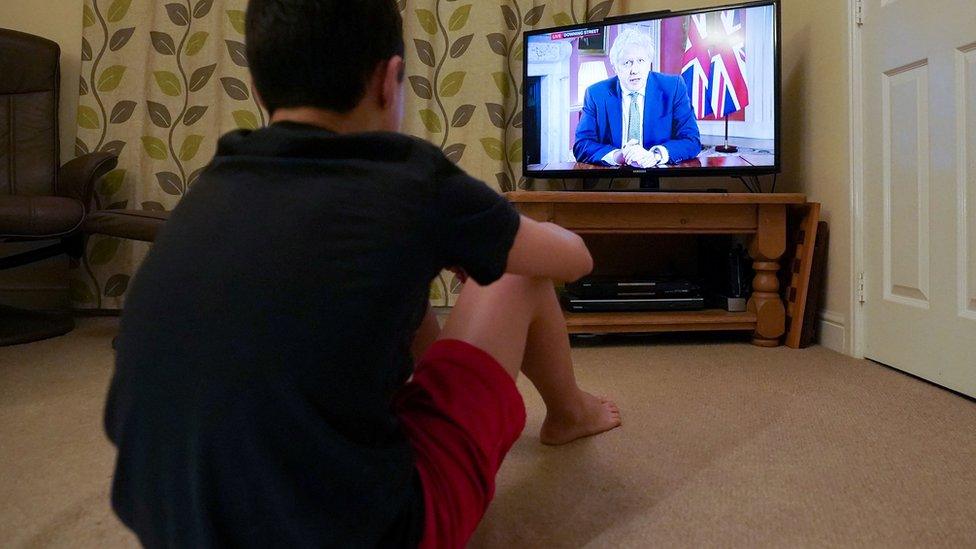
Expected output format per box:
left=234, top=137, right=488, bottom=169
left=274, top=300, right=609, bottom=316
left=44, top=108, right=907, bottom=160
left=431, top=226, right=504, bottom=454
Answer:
left=560, top=277, right=705, bottom=313
left=565, top=277, right=701, bottom=299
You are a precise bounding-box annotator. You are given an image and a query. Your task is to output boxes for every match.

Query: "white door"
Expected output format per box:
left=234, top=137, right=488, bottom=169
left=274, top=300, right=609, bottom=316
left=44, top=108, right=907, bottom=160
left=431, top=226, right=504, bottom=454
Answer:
left=861, top=0, right=976, bottom=397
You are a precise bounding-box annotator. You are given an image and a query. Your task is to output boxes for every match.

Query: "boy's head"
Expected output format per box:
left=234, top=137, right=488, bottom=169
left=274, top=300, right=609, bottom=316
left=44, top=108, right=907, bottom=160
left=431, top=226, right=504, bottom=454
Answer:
left=246, top=0, right=405, bottom=130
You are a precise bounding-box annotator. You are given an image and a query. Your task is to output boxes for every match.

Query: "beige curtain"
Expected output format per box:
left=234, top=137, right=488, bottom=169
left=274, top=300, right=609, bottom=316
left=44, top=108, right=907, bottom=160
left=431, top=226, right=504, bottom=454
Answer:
left=401, top=0, right=616, bottom=306
left=71, top=0, right=616, bottom=309
left=71, top=0, right=263, bottom=309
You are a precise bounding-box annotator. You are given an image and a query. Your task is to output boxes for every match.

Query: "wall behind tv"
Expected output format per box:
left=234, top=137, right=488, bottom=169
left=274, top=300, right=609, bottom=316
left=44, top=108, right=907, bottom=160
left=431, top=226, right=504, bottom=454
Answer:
left=604, top=0, right=852, bottom=353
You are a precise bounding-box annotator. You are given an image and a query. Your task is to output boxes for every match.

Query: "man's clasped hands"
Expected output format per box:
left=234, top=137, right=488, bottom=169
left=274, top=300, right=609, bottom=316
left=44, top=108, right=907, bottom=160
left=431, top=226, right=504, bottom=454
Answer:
left=610, top=139, right=669, bottom=168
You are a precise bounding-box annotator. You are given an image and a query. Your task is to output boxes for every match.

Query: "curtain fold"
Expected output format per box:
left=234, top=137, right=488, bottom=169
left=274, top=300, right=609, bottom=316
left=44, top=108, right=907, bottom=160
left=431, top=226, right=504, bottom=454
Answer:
left=72, top=0, right=263, bottom=309
left=400, top=0, right=616, bottom=306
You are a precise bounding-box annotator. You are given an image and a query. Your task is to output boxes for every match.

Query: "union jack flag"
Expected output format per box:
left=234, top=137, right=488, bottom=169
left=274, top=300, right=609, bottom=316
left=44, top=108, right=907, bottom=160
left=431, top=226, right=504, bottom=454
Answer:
left=708, top=9, right=750, bottom=117
left=680, top=13, right=712, bottom=119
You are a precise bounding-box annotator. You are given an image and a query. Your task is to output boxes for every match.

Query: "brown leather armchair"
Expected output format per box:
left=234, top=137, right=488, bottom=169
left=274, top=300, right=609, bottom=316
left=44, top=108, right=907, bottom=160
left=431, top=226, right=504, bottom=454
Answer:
left=0, top=28, right=117, bottom=345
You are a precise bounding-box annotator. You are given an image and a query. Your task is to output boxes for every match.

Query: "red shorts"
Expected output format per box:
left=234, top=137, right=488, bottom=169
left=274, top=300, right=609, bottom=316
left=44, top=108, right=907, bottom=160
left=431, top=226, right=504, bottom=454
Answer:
left=394, top=339, right=526, bottom=549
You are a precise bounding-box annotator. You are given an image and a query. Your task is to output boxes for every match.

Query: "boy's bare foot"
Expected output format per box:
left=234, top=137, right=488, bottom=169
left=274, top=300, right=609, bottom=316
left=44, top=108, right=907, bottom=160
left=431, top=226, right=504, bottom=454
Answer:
left=539, top=391, right=621, bottom=445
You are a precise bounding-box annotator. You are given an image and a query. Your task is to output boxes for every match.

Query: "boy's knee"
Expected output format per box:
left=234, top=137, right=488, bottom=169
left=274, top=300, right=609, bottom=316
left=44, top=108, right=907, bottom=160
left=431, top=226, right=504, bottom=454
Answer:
left=456, top=274, right=555, bottom=316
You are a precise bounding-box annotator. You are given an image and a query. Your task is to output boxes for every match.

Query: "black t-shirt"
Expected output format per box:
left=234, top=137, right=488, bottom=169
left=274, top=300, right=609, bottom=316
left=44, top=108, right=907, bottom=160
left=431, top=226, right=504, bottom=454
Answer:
left=104, top=122, right=521, bottom=548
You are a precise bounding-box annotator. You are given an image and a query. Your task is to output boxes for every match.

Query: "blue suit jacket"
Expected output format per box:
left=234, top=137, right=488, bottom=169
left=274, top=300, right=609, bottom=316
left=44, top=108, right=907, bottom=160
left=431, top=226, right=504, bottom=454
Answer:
left=574, top=73, right=702, bottom=165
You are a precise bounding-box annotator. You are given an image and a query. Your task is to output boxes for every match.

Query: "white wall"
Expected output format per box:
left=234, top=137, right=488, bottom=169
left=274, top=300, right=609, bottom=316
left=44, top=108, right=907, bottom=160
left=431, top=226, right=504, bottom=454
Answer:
left=614, top=0, right=853, bottom=354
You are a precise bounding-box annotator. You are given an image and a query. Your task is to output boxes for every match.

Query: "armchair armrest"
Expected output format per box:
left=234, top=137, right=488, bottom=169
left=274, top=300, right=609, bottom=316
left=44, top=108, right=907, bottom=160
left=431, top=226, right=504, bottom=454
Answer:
left=57, top=152, right=118, bottom=211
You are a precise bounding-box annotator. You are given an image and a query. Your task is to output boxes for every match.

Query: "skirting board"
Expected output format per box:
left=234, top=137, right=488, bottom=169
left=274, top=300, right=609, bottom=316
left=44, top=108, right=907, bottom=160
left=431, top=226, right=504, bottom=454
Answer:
left=817, top=310, right=846, bottom=354
left=441, top=306, right=850, bottom=354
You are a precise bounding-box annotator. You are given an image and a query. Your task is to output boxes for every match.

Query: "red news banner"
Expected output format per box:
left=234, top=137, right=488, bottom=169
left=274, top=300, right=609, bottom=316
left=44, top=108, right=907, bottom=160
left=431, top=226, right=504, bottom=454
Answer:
left=549, top=28, right=601, bottom=41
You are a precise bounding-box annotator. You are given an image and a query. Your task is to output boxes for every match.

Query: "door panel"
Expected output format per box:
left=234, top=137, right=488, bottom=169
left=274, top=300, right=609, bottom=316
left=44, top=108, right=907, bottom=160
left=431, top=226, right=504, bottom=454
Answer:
left=862, top=0, right=976, bottom=397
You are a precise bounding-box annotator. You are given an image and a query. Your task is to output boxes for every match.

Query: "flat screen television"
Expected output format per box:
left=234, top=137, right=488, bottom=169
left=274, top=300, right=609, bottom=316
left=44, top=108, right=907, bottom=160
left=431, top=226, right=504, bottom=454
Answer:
left=522, top=0, right=780, bottom=186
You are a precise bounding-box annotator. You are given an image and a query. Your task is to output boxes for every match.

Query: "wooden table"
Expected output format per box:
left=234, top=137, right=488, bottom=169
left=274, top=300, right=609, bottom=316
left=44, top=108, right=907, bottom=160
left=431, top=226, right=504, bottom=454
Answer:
left=506, top=191, right=807, bottom=347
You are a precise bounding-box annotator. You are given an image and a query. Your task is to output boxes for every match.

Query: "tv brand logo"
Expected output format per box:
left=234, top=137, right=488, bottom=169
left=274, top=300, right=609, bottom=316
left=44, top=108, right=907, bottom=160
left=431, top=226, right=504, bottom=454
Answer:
left=550, top=28, right=600, bottom=40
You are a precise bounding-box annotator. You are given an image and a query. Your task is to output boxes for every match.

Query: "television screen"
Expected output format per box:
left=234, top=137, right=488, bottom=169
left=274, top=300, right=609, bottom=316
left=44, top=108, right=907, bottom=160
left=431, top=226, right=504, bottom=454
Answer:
left=522, top=0, right=779, bottom=179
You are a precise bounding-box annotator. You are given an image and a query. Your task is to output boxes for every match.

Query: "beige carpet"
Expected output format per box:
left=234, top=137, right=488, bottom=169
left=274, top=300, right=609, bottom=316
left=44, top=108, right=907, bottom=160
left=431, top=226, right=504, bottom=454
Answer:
left=1, top=318, right=974, bottom=548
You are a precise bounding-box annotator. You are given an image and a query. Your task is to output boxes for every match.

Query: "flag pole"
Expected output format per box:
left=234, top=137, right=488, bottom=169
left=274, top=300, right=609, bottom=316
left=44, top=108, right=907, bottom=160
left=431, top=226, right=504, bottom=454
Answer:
left=715, top=114, right=738, bottom=153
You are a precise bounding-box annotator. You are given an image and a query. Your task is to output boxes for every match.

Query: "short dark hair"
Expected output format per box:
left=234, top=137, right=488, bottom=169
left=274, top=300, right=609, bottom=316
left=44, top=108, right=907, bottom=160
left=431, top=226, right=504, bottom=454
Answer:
left=246, top=0, right=404, bottom=114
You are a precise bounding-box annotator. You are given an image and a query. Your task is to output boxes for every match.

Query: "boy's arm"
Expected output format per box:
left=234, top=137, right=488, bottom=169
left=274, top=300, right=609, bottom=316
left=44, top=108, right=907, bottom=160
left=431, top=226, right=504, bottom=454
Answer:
left=504, top=215, right=593, bottom=283
left=429, top=146, right=591, bottom=285
left=427, top=216, right=589, bottom=360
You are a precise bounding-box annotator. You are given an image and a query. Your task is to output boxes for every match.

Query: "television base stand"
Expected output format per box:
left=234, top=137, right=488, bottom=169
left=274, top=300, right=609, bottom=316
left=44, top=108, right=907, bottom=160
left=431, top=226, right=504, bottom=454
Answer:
left=638, top=175, right=660, bottom=190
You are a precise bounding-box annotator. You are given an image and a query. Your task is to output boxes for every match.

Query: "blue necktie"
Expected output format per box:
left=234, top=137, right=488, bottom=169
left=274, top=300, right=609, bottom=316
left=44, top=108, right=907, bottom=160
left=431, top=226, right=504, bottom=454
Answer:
left=627, top=92, right=640, bottom=144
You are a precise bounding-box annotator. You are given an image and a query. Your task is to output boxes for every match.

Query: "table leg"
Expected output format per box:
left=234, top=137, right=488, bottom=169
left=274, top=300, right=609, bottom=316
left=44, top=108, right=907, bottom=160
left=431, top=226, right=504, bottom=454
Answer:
left=748, top=204, right=787, bottom=347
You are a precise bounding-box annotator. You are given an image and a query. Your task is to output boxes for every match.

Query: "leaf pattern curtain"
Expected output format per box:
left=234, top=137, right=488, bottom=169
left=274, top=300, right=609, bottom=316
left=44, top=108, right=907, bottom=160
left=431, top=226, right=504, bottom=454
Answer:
left=71, top=0, right=264, bottom=309
left=71, top=0, right=615, bottom=310
left=400, top=0, right=615, bottom=306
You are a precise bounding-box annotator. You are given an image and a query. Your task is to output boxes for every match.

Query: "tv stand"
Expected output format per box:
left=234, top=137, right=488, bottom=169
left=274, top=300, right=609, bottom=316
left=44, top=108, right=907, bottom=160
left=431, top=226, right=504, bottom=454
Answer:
left=506, top=191, right=807, bottom=347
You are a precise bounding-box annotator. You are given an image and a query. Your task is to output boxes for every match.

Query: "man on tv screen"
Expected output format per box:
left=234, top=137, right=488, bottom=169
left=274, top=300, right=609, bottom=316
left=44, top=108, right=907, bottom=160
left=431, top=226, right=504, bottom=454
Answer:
left=574, top=28, right=702, bottom=167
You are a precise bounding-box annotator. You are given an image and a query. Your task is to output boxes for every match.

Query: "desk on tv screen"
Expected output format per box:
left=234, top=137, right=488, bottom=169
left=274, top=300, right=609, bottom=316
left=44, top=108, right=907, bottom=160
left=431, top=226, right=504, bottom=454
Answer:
left=527, top=155, right=772, bottom=172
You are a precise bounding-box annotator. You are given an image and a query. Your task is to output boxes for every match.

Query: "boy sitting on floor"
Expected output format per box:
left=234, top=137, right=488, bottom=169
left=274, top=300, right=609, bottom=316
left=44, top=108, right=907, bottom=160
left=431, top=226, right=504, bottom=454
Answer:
left=104, top=1, right=621, bottom=546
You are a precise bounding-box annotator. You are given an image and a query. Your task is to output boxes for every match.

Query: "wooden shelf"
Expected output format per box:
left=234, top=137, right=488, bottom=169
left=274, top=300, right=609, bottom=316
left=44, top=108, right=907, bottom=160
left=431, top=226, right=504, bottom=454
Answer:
left=508, top=191, right=802, bottom=346
left=564, top=309, right=757, bottom=334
